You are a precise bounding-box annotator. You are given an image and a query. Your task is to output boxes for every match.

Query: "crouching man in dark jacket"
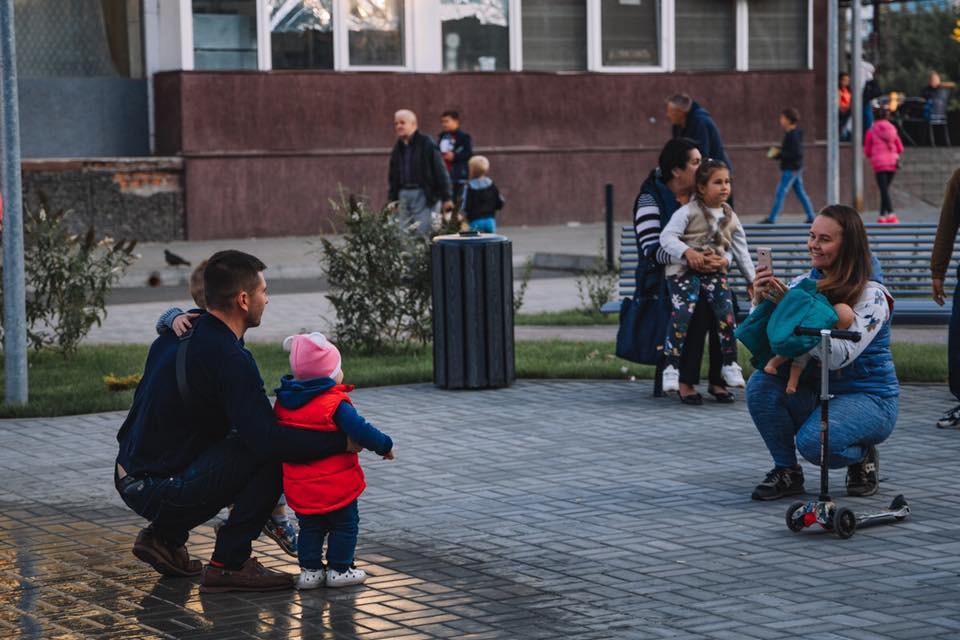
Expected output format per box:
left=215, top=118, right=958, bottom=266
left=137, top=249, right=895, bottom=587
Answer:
left=115, top=250, right=357, bottom=592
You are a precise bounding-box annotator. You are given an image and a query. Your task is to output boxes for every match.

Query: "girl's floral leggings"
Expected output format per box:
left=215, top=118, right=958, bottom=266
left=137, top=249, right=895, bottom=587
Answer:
left=664, top=271, right=738, bottom=369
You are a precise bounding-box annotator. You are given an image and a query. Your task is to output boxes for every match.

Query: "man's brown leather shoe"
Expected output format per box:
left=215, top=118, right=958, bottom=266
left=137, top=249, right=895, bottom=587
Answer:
left=132, top=527, right=202, bottom=577
left=199, top=557, right=295, bottom=593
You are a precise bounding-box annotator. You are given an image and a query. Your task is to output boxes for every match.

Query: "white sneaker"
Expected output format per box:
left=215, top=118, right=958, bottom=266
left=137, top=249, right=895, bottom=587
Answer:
left=662, top=365, right=680, bottom=393
left=296, top=567, right=325, bottom=590
left=721, top=363, right=746, bottom=388
left=325, top=566, right=367, bottom=588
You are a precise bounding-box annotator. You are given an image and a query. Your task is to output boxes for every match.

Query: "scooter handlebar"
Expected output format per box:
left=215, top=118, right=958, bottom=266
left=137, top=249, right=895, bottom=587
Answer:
left=793, top=326, right=861, bottom=342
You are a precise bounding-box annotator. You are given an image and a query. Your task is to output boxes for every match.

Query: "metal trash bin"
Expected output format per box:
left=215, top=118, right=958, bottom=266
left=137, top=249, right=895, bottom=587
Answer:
left=431, top=231, right=515, bottom=389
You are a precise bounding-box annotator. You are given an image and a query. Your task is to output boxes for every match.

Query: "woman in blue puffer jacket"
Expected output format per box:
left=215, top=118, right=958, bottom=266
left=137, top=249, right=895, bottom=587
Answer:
left=746, top=205, right=898, bottom=501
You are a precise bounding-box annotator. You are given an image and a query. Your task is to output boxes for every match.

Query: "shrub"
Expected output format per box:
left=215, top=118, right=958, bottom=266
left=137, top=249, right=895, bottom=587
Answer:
left=319, top=194, right=458, bottom=352
left=0, top=199, right=138, bottom=354
left=575, top=243, right=619, bottom=313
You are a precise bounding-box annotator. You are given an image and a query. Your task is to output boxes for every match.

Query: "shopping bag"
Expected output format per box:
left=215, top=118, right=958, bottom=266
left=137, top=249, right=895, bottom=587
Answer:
left=616, top=261, right=669, bottom=365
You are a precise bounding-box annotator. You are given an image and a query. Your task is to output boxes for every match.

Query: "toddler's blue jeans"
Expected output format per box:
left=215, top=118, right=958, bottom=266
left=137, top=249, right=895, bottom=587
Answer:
left=296, top=500, right=360, bottom=572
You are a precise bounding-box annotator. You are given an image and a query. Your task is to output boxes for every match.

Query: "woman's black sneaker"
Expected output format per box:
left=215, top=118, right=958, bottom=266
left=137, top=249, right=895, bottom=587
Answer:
left=751, top=466, right=805, bottom=501
left=846, top=445, right=879, bottom=497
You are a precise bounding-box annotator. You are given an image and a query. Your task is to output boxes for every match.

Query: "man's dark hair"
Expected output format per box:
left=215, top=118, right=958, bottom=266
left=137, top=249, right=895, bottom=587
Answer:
left=441, top=110, right=460, bottom=120
left=782, top=107, right=800, bottom=124
left=658, top=137, right=699, bottom=184
left=203, top=250, right=267, bottom=311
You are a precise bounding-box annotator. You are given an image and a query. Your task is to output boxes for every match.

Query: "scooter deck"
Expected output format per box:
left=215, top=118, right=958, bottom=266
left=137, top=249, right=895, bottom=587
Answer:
left=854, top=494, right=910, bottom=528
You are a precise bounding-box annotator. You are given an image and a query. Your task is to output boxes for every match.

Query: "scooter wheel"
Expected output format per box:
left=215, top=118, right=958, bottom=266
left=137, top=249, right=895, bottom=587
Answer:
left=785, top=501, right=806, bottom=532
left=834, top=507, right=857, bottom=539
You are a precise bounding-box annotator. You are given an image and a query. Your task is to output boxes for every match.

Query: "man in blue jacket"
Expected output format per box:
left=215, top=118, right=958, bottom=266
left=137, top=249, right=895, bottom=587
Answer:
left=666, top=95, right=733, bottom=193
left=115, top=250, right=357, bottom=592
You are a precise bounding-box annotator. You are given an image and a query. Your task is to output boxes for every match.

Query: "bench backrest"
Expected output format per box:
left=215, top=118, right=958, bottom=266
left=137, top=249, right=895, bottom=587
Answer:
left=618, top=223, right=955, bottom=300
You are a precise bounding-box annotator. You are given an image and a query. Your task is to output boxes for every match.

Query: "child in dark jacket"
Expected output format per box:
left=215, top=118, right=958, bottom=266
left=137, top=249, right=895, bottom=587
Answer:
left=460, top=155, right=504, bottom=233
left=763, top=108, right=816, bottom=224
left=274, top=333, right=394, bottom=589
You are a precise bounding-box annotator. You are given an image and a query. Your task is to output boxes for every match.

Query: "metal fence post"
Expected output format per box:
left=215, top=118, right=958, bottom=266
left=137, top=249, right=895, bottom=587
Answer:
left=851, top=0, right=864, bottom=212
left=826, top=0, right=840, bottom=206
left=1, top=0, right=28, bottom=405
left=605, top=183, right=614, bottom=272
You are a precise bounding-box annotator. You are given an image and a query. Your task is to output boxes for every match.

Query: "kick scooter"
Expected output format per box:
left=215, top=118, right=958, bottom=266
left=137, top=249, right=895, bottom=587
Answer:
left=785, top=327, right=910, bottom=539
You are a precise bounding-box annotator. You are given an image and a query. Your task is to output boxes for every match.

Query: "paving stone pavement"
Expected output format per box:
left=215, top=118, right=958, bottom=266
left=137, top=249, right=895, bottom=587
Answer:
left=1, top=380, right=960, bottom=639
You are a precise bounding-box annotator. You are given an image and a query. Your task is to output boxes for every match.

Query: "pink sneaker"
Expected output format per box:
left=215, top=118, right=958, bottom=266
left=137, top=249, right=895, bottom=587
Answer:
left=885, top=213, right=899, bottom=224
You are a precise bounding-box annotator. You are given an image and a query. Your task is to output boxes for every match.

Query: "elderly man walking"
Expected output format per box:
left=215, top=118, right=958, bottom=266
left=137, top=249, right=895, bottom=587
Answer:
left=666, top=94, right=732, bottom=171
left=389, top=109, right=453, bottom=234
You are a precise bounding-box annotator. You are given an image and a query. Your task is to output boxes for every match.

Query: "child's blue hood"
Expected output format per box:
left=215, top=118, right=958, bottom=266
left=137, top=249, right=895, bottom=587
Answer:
left=468, top=176, right=493, bottom=189
left=274, top=375, right=337, bottom=409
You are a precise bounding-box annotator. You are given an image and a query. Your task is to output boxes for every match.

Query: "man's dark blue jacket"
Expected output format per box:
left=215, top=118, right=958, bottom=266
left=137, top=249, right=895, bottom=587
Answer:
left=116, top=314, right=345, bottom=478
left=671, top=101, right=732, bottom=170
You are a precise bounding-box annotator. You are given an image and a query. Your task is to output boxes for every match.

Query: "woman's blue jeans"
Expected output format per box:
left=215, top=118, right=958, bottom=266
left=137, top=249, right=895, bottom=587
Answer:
left=768, top=170, right=816, bottom=222
left=746, top=371, right=898, bottom=469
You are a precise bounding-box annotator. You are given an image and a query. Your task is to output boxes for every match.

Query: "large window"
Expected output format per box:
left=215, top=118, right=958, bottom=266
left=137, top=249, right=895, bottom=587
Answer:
left=16, top=0, right=144, bottom=77
left=179, top=0, right=812, bottom=73
left=600, top=0, right=660, bottom=67
left=441, top=0, right=510, bottom=71
left=522, top=0, right=586, bottom=72
left=348, top=0, right=404, bottom=66
left=675, top=0, right=734, bottom=71
left=192, top=0, right=259, bottom=70
left=748, top=0, right=807, bottom=70
left=270, top=0, right=334, bottom=69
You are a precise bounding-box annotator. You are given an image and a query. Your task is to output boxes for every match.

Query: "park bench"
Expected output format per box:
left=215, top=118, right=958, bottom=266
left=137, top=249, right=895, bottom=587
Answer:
left=601, top=223, right=954, bottom=325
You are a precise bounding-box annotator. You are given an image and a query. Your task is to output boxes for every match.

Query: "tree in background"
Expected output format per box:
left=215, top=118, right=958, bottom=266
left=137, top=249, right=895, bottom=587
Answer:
left=870, top=4, right=960, bottom=105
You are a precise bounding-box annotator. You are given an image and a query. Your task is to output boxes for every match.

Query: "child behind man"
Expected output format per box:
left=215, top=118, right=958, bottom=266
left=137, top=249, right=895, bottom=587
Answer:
left=658, top=159, right=755, bottom=393
left=155, top=260, right=300, bottom=556
left=460, top=155, right=504, bottom=233
left=274, top=333, right=394, bottom=589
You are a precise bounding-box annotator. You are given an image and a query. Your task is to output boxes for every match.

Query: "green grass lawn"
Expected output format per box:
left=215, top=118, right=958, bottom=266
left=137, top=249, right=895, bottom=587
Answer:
left=515, top=309, right=618, bottom=325
left=0, top=341, right=947, bottom=418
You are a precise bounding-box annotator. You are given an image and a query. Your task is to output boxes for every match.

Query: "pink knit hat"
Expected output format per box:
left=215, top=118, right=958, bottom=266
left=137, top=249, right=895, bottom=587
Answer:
left=282, top=332, right=342, bottom=381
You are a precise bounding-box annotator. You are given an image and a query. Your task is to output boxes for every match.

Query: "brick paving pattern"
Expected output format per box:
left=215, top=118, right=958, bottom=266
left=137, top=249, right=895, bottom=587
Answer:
left=1, top=380, right=959, bottom=639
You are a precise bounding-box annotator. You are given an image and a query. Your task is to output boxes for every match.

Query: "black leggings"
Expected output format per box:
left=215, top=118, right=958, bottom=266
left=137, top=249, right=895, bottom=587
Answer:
left=875, top=170, right=896, bottom=216
left=679, top=297, right=725, bottom=388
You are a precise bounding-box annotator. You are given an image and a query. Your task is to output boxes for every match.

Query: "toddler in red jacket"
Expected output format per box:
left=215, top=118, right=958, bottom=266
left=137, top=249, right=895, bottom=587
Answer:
left=274, top=333, right=394, bottom=589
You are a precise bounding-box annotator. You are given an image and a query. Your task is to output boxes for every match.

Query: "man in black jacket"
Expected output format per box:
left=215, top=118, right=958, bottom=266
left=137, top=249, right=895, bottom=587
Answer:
left=389, top=109, right=453, bottom=234
left=666, top=94, right=733, bottom=206
left=116, top=250, right=356, bottom=592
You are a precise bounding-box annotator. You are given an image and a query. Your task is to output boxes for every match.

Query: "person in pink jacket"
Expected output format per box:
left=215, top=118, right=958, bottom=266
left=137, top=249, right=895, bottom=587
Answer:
left=863, top=108, right=904, bottom=224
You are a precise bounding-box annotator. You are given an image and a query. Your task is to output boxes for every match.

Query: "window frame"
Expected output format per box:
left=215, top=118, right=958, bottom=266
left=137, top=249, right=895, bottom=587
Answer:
left=336, top=0, right=413, bottom=71
left=587, top=0, right=670, bottom=74
left=178, top=0, right=814, bottom=74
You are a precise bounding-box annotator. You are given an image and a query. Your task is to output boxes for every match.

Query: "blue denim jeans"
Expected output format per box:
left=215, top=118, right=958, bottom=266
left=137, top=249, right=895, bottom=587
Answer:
left=768, top=170, right=816, bottom=223
left=296, top=500, right=359, bottom=572
left=115, top=435, right=282, bottom=567
left=746, top=371, right=899, bottom=469
left=468, top=216, right=496, bottom=233
left=950, top=263, right=960, bottom=401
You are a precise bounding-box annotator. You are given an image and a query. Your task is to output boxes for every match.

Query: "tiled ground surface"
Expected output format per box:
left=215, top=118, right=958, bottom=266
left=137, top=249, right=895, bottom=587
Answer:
left=1, top=380, right=959, bottom=639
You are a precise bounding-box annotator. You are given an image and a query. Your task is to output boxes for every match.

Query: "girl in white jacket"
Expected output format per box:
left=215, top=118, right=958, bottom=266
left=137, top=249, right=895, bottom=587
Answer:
left=659, top=159, right=755, bottom=393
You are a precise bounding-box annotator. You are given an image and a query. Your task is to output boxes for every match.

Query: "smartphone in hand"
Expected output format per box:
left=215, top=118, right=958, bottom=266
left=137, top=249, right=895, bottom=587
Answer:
left=756, top=246, right=773, bottom=273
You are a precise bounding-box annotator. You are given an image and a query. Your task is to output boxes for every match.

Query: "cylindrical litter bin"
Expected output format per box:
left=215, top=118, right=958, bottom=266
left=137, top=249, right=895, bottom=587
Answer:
left=431, top=232, right=515, bottom=389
